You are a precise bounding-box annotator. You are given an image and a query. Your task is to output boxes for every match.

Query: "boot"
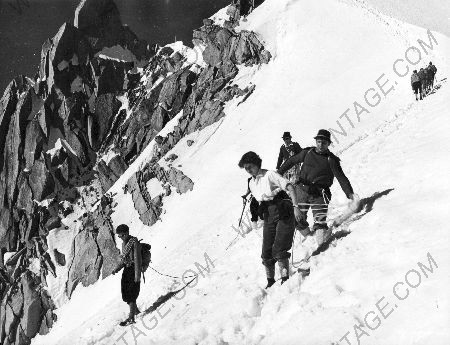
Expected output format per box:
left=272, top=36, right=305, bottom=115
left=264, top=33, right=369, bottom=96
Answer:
left=314, top=226, right=331, bottom=247
left=131, top=302, right=140, bottom=317
left=120, top=302, right=138, bottom=326
left=298, top=267, right=311, bottom=279
left=265, top=278, right=276, bottom=289
left=119, top=317, right=136, bottom=326
left=264, top=263, right=276, bottom=289
left=278, top=258, right=290, bottom=284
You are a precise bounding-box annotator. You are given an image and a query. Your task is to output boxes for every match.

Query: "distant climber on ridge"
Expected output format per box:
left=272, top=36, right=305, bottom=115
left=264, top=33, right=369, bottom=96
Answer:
left=411, top=70, right=422, bottom=101
left=427, top=61, right=437, bottom=90
left=276, top=132, right=302, bottom=183
left=278, top=129, right=354, bottom=247
left=423, top=67, right=431, bottom=94
left=418, top=68, right=427, bottom=99
left=112, top=224, right=142, bottom=326
left=239, top=152, right=301, bottom=288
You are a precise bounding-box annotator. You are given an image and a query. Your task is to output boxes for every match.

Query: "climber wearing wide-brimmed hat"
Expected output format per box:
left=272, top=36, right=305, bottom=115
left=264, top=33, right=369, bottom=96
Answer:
left=278, top=129, right=354, bottom=246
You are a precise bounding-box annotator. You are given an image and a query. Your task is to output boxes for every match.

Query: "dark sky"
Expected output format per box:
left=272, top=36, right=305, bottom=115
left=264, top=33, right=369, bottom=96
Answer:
left=0, top=0, right=229, bottom=94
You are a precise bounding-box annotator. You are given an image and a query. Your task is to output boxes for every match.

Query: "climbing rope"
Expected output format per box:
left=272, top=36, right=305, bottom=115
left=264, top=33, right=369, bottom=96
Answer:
left=148, top=265, right=199, bottom=280
left=149, top=196, right=344, bottom=285
left=290, top=191, right=332, bottom=269
left=290, top=229, right=302, bottom=269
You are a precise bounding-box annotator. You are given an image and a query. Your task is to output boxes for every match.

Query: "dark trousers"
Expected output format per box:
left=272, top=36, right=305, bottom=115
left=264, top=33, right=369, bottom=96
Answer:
left=121, top=265, right=140, bottom=303
left=412, top=81, right=422, bottom=95
left=430, top=75, right=435, bottom=88
left=295, top=186, right=329, bottom=231
left=261, top=203, right=295, bottom=267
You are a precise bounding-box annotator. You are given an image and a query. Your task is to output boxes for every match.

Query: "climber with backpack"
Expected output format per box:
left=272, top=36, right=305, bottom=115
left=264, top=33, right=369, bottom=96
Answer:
left=411, top=70, right=422, bottom=101
left=427, top=61, right=437, bottom=89
left=278, top=130, right=354, bottom=247
left=239, top=151, right=301, bottom=288
left=418, top=68, right=427, bottom=99
left=112, top=224, right=151, bottom=326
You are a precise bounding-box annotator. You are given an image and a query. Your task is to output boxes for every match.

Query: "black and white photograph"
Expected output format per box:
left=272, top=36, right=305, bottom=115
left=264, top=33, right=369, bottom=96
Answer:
left=0, top=0, right=449, bottom=344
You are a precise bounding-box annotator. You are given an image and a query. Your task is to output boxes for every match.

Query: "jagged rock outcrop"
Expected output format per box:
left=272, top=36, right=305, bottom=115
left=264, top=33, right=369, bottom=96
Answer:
left=0, top=0, right=154, bottom=341
left=125, top=163, right=194, bottom=226
left=74, top=0, right=150, bottom=60
left=115, top=33, right=264, bottom=165
left=91, top=93, right=122, bottom=150
left=0, top=0, right=270, bottom=342
left=74, top=0, right=122, bottom=40
left=199, top=25, right=272, bottom=67
left=115, top=59, right=197, bottom=162
left=0, top=0, right=155, bottom=254
left=39, top=23, right=90, bottom=95
left=0, top=251, right=57, bottom=345
left=66, top=194, right=120, bottom=297
left=97, top=154, right=128, bottom=192
left=110, top=16, right=270, bottom=228
left=0, top=0, right=270, bottom=269
left=165, top=154, right=178, bottom=162
left=0, top=77, right=46, bottom=253
left=162, top=167, right=194, bottom=194
left=126, top=172, right=162, bottom=226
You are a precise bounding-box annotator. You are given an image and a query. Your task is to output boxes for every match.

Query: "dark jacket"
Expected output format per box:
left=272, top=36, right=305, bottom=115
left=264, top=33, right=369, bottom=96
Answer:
left=278, top=147, right=353, bottom=198
left=418, top=70, right=426, bottom=82
left=276, top=142, right=302, bottom=169
left=428, top=64, right=437, bottom=76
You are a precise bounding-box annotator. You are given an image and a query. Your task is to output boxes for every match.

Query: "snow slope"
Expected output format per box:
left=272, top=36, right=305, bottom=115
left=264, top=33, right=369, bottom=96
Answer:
left=32, top=0, right=450, bottom=344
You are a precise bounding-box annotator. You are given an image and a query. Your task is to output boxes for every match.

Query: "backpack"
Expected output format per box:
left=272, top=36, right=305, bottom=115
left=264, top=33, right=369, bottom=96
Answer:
left=138, top=240, right=152, bottom=273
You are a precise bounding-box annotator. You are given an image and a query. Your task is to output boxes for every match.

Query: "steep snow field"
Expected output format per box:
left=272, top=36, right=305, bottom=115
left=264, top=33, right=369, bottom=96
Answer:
left=32, top=0, right=450, bottom=344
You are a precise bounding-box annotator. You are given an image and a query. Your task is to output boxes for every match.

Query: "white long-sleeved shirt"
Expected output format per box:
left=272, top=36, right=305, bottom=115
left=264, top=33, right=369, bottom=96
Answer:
left=249, top=169, right=292, bottom=202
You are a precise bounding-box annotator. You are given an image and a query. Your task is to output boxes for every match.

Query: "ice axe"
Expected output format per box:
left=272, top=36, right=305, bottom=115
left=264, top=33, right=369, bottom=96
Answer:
left=225, top=192, right=252, bottom=252
left=238, top=192, right=251, bottom=227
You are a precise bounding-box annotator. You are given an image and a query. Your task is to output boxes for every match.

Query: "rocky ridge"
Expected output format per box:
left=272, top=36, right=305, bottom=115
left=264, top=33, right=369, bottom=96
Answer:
left=0, top=0, right=270, bottom=343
